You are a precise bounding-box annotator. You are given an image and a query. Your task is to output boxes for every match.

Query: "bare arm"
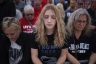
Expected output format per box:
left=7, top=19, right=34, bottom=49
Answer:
left=67, top=52, right=80, bottom=64
left=31, top=48, right=43, bottom=64
left=57, top=48, right=68, bottom=64
left=89, top=53, right=96, bottom=64
left=89, top=25, right=96, bottom=29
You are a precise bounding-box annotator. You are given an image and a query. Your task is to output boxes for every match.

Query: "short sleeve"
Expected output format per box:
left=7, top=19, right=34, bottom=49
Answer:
left=62, top=42, right=68, bottom=49
left=30, top=33, right=38, bottom=49
left=90, top=31, right=96, bottom=53
left=62, top=35, right=69, bottom=49
left=91, top=43, right=96, bottom=53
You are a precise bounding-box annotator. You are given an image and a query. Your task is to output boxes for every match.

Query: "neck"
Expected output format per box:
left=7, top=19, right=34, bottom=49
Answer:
left=74, top=30, right=82, bottom=39
left=46, top=29, right=54, bottom=35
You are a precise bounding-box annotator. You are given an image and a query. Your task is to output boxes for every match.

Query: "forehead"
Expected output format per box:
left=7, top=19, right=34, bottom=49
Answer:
left=78, top=14, right=87, bottom=20
left=44, top=9, right=55, bottom=15
left=24, top=9, right=34, bottom=13
left=4, top=26, right=17, bottom=32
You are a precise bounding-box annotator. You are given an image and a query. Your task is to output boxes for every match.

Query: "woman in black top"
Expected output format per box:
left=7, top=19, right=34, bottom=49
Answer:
left=66, top=8, right=96, bottom=64
left=31, top=4, right=68, bottom=64
left=2, top=17, right=32, bottom=64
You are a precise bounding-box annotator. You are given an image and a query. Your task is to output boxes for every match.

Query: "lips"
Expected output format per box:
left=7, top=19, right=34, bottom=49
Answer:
left=47, top=24, right=52, bottom=26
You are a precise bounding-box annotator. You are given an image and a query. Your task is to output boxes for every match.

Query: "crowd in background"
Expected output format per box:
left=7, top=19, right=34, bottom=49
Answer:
left=0, top=0, right=96, bottom=64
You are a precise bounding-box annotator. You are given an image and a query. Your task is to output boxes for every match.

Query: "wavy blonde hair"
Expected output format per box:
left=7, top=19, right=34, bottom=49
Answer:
left=36, top=4, right=66, bottom=47
left=66, top=8, right=91, bottom=36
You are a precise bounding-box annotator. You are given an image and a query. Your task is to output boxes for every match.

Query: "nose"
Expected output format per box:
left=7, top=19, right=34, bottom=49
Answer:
left=47, top=17, right=51, bottom=23
left=79, top=22, right=85, bottom=27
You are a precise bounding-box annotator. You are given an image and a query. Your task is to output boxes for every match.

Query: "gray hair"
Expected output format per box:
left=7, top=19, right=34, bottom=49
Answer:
left=24, top=4, right=34, bottom=13
left=66, top=8, right=91, bottom=36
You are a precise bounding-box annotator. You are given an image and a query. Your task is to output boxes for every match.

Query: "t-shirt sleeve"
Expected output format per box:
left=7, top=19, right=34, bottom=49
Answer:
left=30, top=33, right=38, bottom=49
left=92, top=43, right=96, bottom=53
left=62, top=42, right=68, bottom=49
left=90, top=31, right=96, bottom=53
left=91, top=36, right=96, bottom=53
left=62, top=35, right=69, bottom=49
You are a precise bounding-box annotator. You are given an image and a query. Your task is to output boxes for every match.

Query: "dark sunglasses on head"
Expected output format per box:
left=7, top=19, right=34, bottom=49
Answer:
left=3, top=17, right=19, bottom=26
left=3, top=17, right=18, bottom=22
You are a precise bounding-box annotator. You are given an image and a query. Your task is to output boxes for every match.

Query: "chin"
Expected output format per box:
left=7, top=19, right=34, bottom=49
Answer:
left=47, top=28, right=54, bottom=30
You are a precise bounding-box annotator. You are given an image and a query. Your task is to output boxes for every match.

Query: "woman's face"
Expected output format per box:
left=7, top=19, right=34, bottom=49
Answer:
left=24, top=9, right=34, bottom=21
left=73, top=15, right=87, bottom=32
left=4, top=26, right=20, bottom=42
left=43, top=9, right=56, bottom=31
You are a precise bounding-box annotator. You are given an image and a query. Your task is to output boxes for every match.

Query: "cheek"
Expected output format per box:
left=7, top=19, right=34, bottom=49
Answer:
left=83, top=23, right=87, bottom=28
left=43, top=19, right=47, bottom=25
left=16, top=31, right=21, bottom=37
left=53, top=21, right=56, bottom=26
left=73, top=23, right=78, bottom=29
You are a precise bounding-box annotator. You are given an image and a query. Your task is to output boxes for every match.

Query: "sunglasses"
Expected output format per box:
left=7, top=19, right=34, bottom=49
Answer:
left=3, top=17, right=19, bottom=26
left=25, top=13, right=34, bottom=16
left=3, top=17, right=18, bottom=22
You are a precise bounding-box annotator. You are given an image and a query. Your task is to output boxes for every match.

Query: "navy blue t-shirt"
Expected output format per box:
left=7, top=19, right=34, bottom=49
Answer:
left=31, top=33, right=68, bottom=63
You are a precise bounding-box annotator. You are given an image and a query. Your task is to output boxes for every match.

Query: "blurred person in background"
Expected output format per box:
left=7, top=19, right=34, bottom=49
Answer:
left=56, top=3, right=65, bottom=21
left=0, top=0, right=16, bottom=33
left=77, top=0, right=91, bottom=9
left=88, top=1, right=96, bottom=63
left=25, top=0, right=34, bottom=6
left=59, top=0, right=69, bottom=10
left=47, top=0, right=53, bottom=4
left=19, top=5, right=36, bottom=34
left=42, top=0, right=54, bottom=7
left=65, top=0, right=78, bottom=25
left=15, top=9, right=23, bottom=20
left=54, top=0, right=59, bottom=5
left=42, top=0, right=47, bottom=7
left=33, top=0, right=43, bottom=21
left=87, top=0, right=96, bottom=30
left=14, top=0, right=25, bottom=12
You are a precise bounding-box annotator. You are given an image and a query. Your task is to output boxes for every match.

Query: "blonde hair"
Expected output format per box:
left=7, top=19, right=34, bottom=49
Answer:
left=66, top=8, right=91, bottom=36
left=2, top=17, right=21, bottom=31
left=36, top=4, right=66, bottom=47
left=56, top=3, right=65, bottom=20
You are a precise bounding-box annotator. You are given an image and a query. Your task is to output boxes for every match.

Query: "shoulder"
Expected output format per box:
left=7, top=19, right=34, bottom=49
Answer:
left=0, top=33, right=10, bottom=46
left=30, top=33, right=39, bottom=49
left=86, top=29, right=96, bottom=38
left=0, top=33, right=9, bottom=41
